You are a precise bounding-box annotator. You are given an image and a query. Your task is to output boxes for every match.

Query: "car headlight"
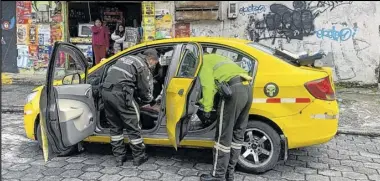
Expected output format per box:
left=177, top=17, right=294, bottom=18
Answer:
left=26, top=91, right=38, bottom=104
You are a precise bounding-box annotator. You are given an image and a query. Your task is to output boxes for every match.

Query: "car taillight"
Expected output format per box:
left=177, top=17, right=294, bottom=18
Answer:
left=305, top=76, right=335, bottom=101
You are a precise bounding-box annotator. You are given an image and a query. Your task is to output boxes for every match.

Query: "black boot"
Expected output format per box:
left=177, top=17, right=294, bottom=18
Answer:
left=133, top=154, right=149, bottom=166
left=115, top=156, right=127, bottom=167
left=200, top=173, right=225, bottom=181
left=225, top=172, right=234, bottom=181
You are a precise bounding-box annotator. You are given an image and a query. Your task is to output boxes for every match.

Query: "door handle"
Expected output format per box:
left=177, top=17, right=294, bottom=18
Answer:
left=178, top=89, right=184, bottom=96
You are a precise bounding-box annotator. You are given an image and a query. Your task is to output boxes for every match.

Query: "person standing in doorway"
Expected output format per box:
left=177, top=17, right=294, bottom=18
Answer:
left=91, top=18, right=109, bottom=65
left=199, top=53, right=253, bottom=181
left=111, top=24, right=126, bottom=54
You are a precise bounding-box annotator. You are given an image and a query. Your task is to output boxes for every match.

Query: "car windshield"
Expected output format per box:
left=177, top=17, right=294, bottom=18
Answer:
left=247, top=42, right=299, bottom=66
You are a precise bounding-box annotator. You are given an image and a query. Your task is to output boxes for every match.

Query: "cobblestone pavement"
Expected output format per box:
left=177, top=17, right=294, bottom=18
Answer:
left=2, top=113, right=380, bottom=181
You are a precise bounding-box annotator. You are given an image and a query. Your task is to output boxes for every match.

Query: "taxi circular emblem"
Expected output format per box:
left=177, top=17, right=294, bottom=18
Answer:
left=264, top=82, right=279, bottom=97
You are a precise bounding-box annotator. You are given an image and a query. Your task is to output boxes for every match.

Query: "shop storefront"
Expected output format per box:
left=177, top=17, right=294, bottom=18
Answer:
left=67, top=1, right=143, bottom=65
left=15, top=1, right=66, bottom=74
left=12, top=1, right=175, bottom=74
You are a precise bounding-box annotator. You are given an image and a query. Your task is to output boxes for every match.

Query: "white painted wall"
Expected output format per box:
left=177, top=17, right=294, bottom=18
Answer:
left=157, top=1, right=380, bottom=84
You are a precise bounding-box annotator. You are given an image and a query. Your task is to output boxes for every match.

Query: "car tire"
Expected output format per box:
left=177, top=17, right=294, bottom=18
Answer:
left=36, top=124, right=77, bottom=156
left=237, top=121, right=281, bottom=174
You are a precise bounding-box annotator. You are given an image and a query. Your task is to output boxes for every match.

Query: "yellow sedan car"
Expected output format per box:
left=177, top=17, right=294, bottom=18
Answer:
left=24, top=37, right=339, bottom=173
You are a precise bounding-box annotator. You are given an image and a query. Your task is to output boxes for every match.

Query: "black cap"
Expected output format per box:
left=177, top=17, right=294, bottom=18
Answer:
left=143, top=48, right=159, bottom=60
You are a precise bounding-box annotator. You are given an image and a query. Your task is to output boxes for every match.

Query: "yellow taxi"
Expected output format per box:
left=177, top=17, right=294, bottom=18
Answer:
left=24, top=37, right=339, bottom=173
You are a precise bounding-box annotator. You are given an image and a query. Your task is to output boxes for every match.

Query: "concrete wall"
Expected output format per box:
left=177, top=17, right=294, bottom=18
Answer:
left=161, top=1, right=380, bottom=85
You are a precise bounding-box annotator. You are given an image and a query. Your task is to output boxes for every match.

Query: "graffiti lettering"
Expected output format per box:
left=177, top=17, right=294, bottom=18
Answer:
left=246, top=1, right=352, bottom=44
left=239, top=5, right=266, bottom=15
left=312, top=1, right=353, bottom=16
left=316, top=26, right=357, bottom=42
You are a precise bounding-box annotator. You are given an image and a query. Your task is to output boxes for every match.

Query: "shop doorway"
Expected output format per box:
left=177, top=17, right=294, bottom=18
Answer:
left=67, top=1, right=142, bottom=65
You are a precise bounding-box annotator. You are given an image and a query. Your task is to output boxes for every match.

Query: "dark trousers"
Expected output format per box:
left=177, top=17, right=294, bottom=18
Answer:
left=212, top=82, right=253, bottom=178
left=101, top=88, right=146, bottom=161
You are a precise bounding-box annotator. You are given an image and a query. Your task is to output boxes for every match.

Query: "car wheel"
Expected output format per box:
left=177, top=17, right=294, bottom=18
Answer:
left=36, top=124, right=77, bottom=156
left=237, top=121, right=281, bottom=174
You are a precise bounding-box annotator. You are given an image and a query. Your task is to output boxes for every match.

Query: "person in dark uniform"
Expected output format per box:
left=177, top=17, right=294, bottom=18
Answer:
left=199, top=53, right=253, bottom=181
left=101, top=48, right=159, bottom=166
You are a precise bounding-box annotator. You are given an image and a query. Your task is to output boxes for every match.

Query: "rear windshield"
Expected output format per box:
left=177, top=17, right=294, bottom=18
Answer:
left=247, top=42, right=299, bottom=66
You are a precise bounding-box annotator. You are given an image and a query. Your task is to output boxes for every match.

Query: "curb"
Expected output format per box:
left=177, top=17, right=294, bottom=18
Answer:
left=2, top=106, right=380, bottom=138
left=2, top=106, right=24, bottom=113
left=337, top=128, right=380, bottom=137
left=1, top=74, right=13, bottom=85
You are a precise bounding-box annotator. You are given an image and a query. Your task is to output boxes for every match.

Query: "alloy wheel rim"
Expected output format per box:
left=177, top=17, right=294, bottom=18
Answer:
left=238, top=128, right=274, bottom=168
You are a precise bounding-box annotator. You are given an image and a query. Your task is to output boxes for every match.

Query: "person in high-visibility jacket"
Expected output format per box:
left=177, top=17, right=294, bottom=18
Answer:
left=199, top=53, right=253, bottom=181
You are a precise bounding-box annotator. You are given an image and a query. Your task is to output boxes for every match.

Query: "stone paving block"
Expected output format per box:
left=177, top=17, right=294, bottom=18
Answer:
left=139, top=170, right=162, bottom=180
left=100, top=166, right=123, bottom=174
left=307, top=161, right=329, bottom=169
left=281, top=172, right=305, bottom=180
left=2, top=171, right=27, bottom=179
left=79, top=171, right=103, bottom=180
left=330, top=165, right=354, bottom=172
left=353, top=166, right=379, bottom=175
left=350, top=155, right=373, bottom=162
left=260, top=170, right=281, bottom=179
left=137, top=163, right=159, bottom=171
left=60, top=170, right=84, bottom=178
left=368, top=174, right=380, bottom=181
left=330, top=176, right=355, bottom=181
left=98, top=174, right=124, bottom=181
left=120, top=177, right=143, bottom=181
left=306, top=174, right=330, bottom=181
left=159, top=173, right=184, bottom=181
left=178, top=168, right=199, bottom=176
left=294, top=167, right=317, bottom=174
left=81, top=164, right=104, bottom=172
left=181, top=176, right=200, bottom=181
left=342, top=171, right=368, bottom=180
left=39, top=176, right=63, bottom=181
left=155, top=158, right=176, bottom=166
left=63, top=163, right=85, bottom=170
left=243, top=175, right=268, bottom=181
left=157, top=165, right=181, bottom=174
left=42, top=168, right=66, bottom=176
left=318, top=169, right=342, bottom=177
left=341, top=160, right=364, bottom=167
left=20, top=173, right=44, bottom=181
left=119, top=168, right=140, bottom=177
left=194, top=163, right=212, bottom=171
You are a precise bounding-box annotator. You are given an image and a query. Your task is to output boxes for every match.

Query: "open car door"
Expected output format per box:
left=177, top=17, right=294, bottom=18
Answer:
left=166, top=43, right=203, bottom=149
left=39, top=42, right=96, bottom=162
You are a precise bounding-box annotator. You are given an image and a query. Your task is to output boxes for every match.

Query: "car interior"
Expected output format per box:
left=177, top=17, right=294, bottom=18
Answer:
left=90, top=44, right=253, bottom=133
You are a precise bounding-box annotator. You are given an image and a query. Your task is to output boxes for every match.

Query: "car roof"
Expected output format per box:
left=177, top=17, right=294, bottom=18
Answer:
left=143, top=37, right=251, bottom=46
left=91, top=37, right=253, bottom=70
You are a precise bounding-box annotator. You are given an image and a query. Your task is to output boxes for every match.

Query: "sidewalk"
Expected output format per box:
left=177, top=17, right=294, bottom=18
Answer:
left=2, top=84, right=380, bottom=136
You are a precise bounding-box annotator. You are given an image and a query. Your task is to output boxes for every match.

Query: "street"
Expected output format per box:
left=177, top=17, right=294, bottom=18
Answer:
left=2, top=113, right=380, bottom=181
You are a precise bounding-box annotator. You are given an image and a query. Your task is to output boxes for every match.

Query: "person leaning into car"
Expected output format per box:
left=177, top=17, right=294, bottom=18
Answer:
left=198, top=53, right=253, bottom=181
left=101, top=48, right=159, bottom=167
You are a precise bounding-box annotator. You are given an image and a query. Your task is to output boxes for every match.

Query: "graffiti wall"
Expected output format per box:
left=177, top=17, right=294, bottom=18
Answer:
left=2, top=1, right=18, bottom=73
left=185, top=1, right=380, bottom=84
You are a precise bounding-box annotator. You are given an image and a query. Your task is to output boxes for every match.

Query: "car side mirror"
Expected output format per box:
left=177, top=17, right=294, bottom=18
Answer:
left=87, top=57, right=93, bottom=68
left=62, top=73, right=81, bottom=85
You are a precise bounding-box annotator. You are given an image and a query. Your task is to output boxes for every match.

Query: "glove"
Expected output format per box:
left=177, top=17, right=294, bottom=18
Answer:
left=149, top=99, right=157, bottom=106
left=204, top=111, right=211, bottom=119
